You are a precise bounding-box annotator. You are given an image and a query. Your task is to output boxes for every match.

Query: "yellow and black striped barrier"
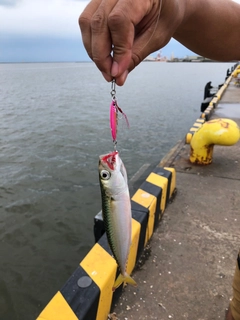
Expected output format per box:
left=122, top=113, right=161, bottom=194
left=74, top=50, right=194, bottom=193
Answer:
left=37, top=166, right=176, bottom=320
left=200, top=74, right=232, bottom=121
left=201, top=104, right=215, bottom=121
left=185, top=118, right=205, bottom=144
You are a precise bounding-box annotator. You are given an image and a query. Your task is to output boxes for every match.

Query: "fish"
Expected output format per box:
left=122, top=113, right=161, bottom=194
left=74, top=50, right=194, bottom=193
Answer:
left=98, top=150, right=137, bottom=291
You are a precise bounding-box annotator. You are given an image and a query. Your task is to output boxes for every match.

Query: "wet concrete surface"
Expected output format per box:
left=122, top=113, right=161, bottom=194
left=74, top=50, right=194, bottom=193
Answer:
left=219, top=82, right=240, bottom=104
left=113, top=173, right=239, bottom=320
left=112, top=78, right=240, bottom=320
left=168, top=142, right=240, bottom=180
left=215, top=104, right=240, bottom=120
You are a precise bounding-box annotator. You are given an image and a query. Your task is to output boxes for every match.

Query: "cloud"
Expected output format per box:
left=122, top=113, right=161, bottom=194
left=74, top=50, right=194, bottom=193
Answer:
left=1, top=0, right=89, bottom=38
left=0, top=0, right=21, bottom=6
left=2, top=0, right=240, bottom=39
left=1, top=0, right=240, bottom=63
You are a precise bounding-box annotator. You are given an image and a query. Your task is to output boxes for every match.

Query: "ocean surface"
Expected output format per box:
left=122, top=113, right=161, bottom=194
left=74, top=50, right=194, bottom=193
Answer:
left=0, top=61, right=234, bottom=319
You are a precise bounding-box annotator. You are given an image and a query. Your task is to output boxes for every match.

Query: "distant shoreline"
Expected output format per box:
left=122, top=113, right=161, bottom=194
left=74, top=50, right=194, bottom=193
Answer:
left=0, top=61, right=92, bottom=64
left=1, top=60, right=237, bottom=65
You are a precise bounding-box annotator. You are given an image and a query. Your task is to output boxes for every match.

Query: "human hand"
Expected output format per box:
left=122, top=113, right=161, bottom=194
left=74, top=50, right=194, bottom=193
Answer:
left=79, top=0, right=182, bottom=85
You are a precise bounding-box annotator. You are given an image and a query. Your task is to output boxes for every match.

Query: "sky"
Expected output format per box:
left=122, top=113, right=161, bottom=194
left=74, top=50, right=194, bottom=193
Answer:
left=1, top=0, right=240, bottom=63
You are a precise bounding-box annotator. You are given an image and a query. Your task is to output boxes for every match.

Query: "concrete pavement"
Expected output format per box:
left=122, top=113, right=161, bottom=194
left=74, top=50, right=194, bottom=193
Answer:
left=113, top=78, right=240, bottom=320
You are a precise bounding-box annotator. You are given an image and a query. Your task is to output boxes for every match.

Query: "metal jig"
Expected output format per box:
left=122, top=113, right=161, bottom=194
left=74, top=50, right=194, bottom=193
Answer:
left=109, top=79, right=129, bottom=150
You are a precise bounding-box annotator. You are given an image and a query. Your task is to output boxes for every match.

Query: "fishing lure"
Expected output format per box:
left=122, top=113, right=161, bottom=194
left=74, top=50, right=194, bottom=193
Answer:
left=110, top=79, right=129, bottom=149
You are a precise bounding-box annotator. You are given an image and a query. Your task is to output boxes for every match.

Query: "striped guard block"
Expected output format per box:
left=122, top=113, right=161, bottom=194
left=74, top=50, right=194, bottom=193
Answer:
left=209, top=96, right=219, bottom=107
left=185, top=118, right=205, bottom=144
left=225, top=76, right=232, bottom=85
left=201, top=105, right=214, bottom=120
left=131, top=167, right=176, bottom=244
left=37, top=224, right=140, bottom=320
left=214, top=84, right=227, bottom=101
left=37, top=166, right=176, bottom=320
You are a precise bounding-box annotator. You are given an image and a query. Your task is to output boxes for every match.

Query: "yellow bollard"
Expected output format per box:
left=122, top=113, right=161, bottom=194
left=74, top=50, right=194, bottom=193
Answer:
left=190, top=118, right=240, bottom=165
left=232, top=69, right=240, bottom=78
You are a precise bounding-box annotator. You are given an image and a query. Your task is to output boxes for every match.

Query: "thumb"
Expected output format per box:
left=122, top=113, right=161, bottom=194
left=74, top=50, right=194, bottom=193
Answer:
left=108, top=16, right=135, bottom=79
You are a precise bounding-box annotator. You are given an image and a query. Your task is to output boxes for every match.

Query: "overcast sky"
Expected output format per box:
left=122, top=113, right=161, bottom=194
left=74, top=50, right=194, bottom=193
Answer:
left=1, top=0, right=240, bottom=62
left=1, top=0, right=87, bottom=37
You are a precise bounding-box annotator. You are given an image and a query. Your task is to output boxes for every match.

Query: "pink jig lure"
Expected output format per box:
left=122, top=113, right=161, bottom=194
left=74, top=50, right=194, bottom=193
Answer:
left=110, top=79, right=129, bottom=148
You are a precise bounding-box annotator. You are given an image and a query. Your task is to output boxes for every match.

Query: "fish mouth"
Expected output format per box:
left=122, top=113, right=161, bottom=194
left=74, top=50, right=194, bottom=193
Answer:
left=101, top=151, right=118, bottom=170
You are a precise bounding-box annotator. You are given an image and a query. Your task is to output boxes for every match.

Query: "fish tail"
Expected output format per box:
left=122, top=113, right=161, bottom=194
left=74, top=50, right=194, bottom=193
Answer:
left=112, top=273, right=137, bottom=292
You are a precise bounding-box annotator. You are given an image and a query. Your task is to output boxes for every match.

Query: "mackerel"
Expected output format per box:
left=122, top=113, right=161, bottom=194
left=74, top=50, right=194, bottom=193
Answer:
left=99, top=151, right=136, bottom=291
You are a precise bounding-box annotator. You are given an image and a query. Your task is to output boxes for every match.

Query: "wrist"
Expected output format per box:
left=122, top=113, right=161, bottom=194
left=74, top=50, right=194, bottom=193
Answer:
left=173, top=0, right=202, bottom=38
left=161, top=0, right=186, bottom=38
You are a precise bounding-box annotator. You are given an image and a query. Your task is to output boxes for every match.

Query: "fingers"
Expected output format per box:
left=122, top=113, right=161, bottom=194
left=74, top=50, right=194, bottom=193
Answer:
left=108, top=0, right=153, bottom=84
left=79, top=0, right=118, bottom=79
left=90, top=0, right=118, bottom=77
left=79, top=0, right=163, bottom=85
left=79, top=0, right=101, bottom=60
left=108, top=8, right=135, bottom=78
left=109, top=1, right=163, bottom=85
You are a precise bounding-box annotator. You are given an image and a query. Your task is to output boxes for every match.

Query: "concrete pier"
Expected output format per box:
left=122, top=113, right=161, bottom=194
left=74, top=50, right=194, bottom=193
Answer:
left=112, top=76, right=240, bottom=319
left=37, top=67, right=240, bottom=320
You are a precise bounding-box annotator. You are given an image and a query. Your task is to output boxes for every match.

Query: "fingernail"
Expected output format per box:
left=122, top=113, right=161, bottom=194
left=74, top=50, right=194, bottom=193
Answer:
left=118, top=70, right=128, bottom=85
left=111, top=61, right=119, bottom=77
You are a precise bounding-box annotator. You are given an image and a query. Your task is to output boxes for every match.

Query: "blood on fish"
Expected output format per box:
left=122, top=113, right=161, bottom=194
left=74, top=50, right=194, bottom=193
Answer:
left=102, top=151, right=118, bottom=170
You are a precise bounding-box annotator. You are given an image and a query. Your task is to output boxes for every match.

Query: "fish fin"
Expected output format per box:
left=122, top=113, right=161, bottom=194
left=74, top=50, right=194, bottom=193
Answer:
left=112, top=273, right=137, bottom=292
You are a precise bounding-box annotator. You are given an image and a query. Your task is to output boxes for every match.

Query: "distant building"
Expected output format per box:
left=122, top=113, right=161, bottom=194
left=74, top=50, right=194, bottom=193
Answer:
left=168, top=55, right=216, bottom=62
left=183, top=55, right=215, bottom=62
left=144, top=55, right=156, bottom=61
left=144, top=51, right=167, bottom=62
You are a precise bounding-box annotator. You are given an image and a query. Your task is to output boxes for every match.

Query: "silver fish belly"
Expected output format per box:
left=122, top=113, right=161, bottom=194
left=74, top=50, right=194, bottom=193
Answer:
left=99, top=151, right=136, bottom=290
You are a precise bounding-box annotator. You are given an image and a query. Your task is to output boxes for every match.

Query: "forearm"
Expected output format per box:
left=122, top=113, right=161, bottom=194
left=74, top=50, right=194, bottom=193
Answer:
left=174, top=0, right=240, bottom=61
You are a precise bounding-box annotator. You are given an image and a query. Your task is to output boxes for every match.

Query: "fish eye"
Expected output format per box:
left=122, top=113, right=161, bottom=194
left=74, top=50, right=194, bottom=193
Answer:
left=100, top=170, right=111, bottom=180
